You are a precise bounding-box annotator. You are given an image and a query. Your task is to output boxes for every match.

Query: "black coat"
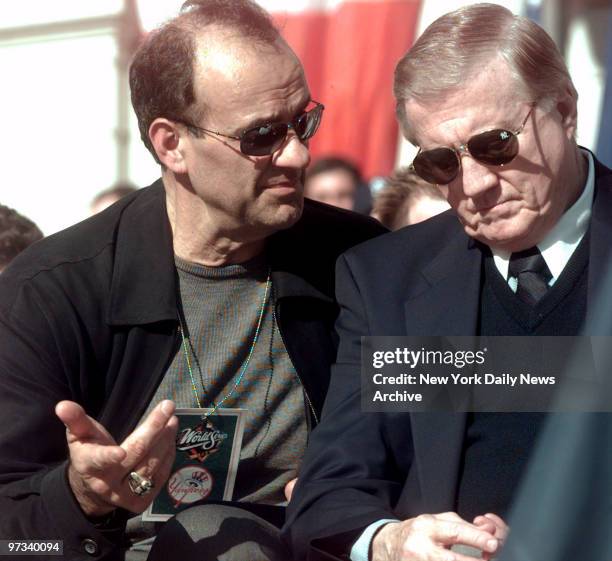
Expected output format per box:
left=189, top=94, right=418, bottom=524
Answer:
left=0, top=179, right=386, bottom=560
left=283, top=158, right=612, bottom=561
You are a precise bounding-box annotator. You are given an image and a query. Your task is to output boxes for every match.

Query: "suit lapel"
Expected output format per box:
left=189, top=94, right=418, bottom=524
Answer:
left=402, top=234, right=482, bottom=336
left=403, top=233, right=482, bottom=510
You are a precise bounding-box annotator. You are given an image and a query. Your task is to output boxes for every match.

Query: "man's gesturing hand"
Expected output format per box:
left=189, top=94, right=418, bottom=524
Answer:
left=55, top=400, right=179, bottom=517
left=372, top=512, right=502, bottom=561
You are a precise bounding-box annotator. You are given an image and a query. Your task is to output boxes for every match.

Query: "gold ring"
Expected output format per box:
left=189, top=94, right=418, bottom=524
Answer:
left=127, top=471, right=154, bottom=496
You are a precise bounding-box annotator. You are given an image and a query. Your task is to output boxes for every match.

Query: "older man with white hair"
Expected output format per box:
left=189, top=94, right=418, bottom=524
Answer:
left=284, top=3, right=612, bottom=561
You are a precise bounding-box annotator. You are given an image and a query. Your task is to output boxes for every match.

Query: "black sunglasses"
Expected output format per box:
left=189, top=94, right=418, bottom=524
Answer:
left=178, top=101, right=324, bottom=157
left=411, top=103, right=535, bottom=185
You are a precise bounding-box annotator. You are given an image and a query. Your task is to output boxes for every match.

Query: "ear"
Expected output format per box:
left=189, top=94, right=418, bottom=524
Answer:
left=555, top=88, right=578, bottom=140
left=149, top=118, right=188, bottom=173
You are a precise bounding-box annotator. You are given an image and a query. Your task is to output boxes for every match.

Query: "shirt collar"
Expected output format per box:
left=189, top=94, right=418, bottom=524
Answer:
left=492, top=148, right=594, bottom=283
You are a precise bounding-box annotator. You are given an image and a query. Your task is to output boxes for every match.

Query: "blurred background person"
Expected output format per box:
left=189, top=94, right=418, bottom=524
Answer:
left=0, top=204, right=43, bottom=273
left=305, top=156, right=360, bottom=211
left=371, top=167, right=449, bottom=230
left=304, top=156, right=372, bottom=213
left=90, top=182, right=138, bottom=215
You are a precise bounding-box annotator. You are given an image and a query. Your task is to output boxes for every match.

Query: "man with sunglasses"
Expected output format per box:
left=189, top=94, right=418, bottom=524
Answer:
left=0, top=1, right=385, bottom=560
left=285, top=4, right=612, bottom=561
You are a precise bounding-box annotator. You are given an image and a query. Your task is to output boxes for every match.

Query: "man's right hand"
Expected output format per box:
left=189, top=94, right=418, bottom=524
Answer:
left=371, top=512, right=501, bottom=561
left=55, top=400, right=179, bottom=517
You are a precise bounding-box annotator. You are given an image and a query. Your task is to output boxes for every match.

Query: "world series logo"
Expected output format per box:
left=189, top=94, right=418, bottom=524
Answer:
left=176, top=418, right=228, bottom=462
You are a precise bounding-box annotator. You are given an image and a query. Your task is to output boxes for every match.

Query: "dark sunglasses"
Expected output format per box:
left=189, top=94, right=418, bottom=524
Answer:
left=178, top=101, right=324, bottom=156
left=411, top=103, right=535, bottom=185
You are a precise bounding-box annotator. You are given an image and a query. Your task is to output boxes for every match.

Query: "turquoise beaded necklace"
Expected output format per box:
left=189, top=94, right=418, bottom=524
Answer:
left=177, top=268, right=272, bottom=417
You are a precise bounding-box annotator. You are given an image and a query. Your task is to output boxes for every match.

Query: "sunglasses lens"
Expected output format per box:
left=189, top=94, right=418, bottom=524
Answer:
left=241, top=123, right=288, bottom=156
left=297, top=104, right=323, bottom=140
left=239, top=103, right=323, bottom=156
left=413, top=148, right=459, bottom=184
left=294, top=113, right=309, bottom=138
left=468, top=129, right=519, bottom=165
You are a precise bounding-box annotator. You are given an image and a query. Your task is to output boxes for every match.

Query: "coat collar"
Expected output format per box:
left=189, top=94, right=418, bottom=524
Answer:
left=107, top=180, right=177, bottom=326
left=107, top=181, right=333, bottom=326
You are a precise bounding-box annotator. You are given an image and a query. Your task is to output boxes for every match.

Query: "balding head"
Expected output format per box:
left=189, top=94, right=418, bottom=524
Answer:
left=129, top=0, right=285, bottom=163
left=191, top=28, right=298, bottom=112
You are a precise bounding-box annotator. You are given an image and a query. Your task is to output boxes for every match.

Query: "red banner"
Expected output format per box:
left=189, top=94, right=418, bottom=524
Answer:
left=270, top=1, right=421, bottom=179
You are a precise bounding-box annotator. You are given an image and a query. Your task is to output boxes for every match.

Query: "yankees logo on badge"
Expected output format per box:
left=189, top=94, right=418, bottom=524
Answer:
left=167, top=465, right=213, bottom=508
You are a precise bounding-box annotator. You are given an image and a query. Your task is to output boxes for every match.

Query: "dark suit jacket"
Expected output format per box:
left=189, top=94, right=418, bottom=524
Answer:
left=284, top=157, right=612, bottom=561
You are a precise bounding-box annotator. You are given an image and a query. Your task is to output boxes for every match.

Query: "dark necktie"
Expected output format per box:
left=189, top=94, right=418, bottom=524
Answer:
left=508, top=247, right=552, bottom=305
